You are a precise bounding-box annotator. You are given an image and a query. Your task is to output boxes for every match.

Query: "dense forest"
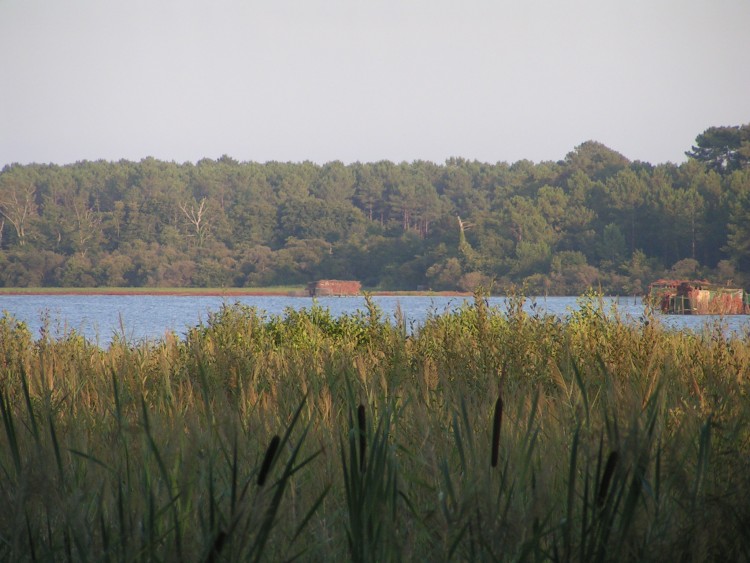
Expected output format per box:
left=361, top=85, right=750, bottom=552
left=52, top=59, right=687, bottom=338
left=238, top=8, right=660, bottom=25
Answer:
left=1, top=124, right=749, bottom=294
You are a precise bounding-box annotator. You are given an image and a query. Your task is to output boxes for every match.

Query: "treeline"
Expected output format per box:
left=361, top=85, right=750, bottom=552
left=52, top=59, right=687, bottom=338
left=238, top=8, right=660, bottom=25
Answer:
left=1, top=125, right=749, bottom=294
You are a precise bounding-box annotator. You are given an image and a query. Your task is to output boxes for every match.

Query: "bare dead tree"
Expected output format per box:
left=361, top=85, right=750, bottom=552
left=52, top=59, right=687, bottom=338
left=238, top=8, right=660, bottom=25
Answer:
left=0, top=183, right=36, bottom=246
left=179, top=197, right=210, bottom=247
left=73, top=200, right=102, bottom=257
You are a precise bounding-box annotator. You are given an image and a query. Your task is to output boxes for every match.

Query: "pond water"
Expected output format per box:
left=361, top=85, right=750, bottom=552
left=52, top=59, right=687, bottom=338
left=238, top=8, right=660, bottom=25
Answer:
left=1, top=294, right=748, bottom=348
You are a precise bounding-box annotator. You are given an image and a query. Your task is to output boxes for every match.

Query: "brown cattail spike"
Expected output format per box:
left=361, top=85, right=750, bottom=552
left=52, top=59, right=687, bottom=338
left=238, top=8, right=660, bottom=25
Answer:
left=357, top=404, right=367, bottom=472
left=257, top=435, right=280, bottom=486
left=207, top=530, right=227, bottom=563
left=597, top=451, right=619, bottom=507
left=491, top=394, right=503, bottom=468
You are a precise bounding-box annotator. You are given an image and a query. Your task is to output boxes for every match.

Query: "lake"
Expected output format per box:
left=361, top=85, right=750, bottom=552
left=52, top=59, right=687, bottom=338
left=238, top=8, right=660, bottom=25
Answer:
left=1, top=294, right=749, bottom=347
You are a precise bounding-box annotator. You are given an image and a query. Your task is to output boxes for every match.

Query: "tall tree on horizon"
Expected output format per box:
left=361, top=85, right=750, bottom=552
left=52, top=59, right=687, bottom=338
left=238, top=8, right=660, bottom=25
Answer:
left=686, top=124, right=750, bottom=174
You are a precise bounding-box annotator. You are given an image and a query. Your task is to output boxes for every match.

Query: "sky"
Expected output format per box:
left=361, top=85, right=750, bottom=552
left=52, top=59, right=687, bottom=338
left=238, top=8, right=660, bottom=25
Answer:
left=1, top=0, right=749, bottom=167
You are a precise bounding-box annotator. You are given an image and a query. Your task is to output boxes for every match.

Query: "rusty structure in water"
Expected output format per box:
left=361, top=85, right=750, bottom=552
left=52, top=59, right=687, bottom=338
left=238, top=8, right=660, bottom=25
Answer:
left=307, top=280, right=362, bottom=297
left=648, top=279, right=750, bottom=315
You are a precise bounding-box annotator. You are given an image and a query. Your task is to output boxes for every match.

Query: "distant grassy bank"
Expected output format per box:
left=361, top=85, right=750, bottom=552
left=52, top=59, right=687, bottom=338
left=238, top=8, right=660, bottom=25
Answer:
left=0, top=286, right=472, bottom=297
left=0, top=286, right=305, bottom=296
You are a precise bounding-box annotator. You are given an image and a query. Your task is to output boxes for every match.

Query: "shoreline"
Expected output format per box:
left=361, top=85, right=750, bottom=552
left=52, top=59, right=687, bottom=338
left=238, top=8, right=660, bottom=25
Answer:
left=0, top=287, right=473, bottom=298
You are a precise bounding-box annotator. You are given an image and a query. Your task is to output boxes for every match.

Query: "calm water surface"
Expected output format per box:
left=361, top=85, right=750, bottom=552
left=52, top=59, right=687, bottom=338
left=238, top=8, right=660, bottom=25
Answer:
left=1, top=294, right=749, bottom=347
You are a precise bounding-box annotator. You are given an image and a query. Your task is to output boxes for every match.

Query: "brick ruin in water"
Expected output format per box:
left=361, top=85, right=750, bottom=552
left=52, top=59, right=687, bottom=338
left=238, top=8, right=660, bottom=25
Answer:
left=307, top=280, right=362, bottom=297
left=648, top=279, right=750, bottom=314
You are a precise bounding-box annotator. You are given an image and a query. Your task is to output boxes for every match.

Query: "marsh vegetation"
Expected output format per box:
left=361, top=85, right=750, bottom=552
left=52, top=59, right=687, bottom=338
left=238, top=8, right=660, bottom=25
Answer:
left=1, top=293, right=749, bottom=560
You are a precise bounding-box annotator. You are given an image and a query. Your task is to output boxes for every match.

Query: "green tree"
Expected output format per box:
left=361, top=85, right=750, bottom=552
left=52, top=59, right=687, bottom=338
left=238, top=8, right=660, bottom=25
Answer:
left=37, top=167, right=75, bottom=252
left=127, top=158, right=189, bottom=245
left=689, top=166, right=724, bottom=266
left=387, top=180, right=420, bottom=232
left=725, top=179, right=750, bottom=271
left=471, top=212, right=514, bottom=277
left=672, top=187, right=704, bottom=261
left=278, top=197, right=365, bottom=243
left=564, top=141, right=629, bottom=182
left=513, top=241, right=551, bottom=277
left=0, top=139, right=746, bottom=292
left=425, top=257, right=463, bottom=290
left=503, top=196, right=556, bottom=248
left=686, top=124, right=750, bottom=174
left=312, top=161, right=356, bottom=202
left=353, top=163, right=386, bottom=222
left=413, top=180, right=442, bottom=237
left=439, top=165, right=487, bottom=218
left=266, top=161, right=316, bottom=203
left=550, top=251, right=599, bottom=293
left=604, top=168, right=647, bottom=254
left=271, top=238, right=329, bottom=284
left=239, top=245, right=275, bottom=286
left=597, top=223, right=627, bottom=265
left=228, top=167, right=277, bottom=248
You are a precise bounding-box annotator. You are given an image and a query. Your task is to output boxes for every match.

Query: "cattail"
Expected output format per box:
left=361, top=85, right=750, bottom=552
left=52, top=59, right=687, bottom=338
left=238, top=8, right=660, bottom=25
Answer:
left=491, top=394, right=503, bottom=468
left=258, top=435, right=280, bottom=486
left=27, top=516, right=37, bottom=562
left=207, top=530, right=227, bottom=563
left=64, top=528, right=72, bottom=562
left=597, top=451, right=619, bottom=507
left=358, top=404, right=367, bottom=472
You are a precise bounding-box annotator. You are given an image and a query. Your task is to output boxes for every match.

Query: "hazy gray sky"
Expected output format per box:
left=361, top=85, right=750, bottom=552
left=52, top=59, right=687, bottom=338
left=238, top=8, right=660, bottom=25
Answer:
left=2, top=0, right=749, bottom=167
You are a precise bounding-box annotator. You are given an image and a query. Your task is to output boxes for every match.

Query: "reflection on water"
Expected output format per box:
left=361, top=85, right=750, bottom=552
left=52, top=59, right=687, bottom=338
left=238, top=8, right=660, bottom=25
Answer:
left=0, top=294, right=748, bottom=348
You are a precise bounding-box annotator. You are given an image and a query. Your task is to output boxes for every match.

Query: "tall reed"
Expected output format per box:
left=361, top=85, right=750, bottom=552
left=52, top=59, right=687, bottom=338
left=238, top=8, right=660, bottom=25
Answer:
left=1, top=293, right=749, bottom=560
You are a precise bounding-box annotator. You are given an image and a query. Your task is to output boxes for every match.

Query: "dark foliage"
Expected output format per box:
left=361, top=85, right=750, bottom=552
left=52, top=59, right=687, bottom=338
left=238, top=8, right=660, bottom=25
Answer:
left=1, top=126, right=750, bottom=292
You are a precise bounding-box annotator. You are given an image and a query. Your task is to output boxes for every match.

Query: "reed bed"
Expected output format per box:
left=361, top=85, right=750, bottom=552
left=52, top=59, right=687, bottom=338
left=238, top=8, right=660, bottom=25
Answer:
left=0, top=293, right=749, bottom=561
